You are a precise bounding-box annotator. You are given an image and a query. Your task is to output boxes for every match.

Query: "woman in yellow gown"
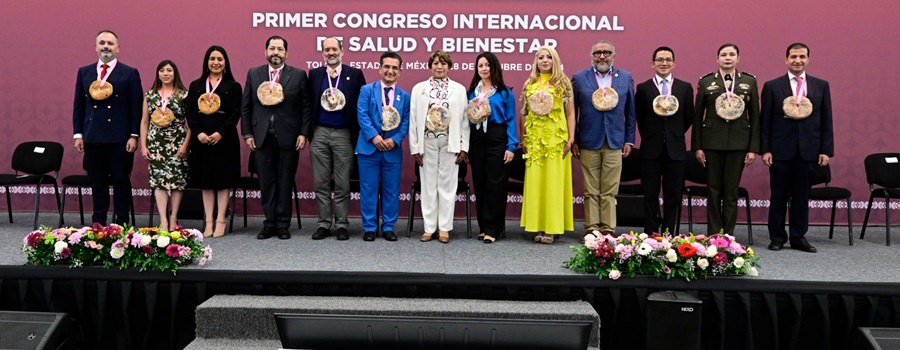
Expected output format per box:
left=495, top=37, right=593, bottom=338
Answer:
left=520, top=46, right=575, bottom=243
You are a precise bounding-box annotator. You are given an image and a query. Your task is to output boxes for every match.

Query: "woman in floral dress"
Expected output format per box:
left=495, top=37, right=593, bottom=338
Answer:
left=519, top=46, right=575, bottom=244
left=140, top=60, right=190, bottom=231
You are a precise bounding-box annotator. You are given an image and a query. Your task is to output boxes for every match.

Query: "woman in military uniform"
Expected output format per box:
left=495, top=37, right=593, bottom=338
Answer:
left=691, top=43, right=759, bottom=237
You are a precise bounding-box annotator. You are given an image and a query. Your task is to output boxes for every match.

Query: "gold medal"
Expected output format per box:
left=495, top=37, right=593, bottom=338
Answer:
left=782, top=96, right=813, bottom=120
left=652, top=95, right=679, bottom=117
left=714, top=93, right=745, bottom=121
left=382, top=106, right=400, bottom=131
left=257, top=81, right=284, bottom=106
left=89, top=80, right=113, bottom=101
left=591, top=86, right=618, bottom=111
left=197, top=93, right=221, bottom=115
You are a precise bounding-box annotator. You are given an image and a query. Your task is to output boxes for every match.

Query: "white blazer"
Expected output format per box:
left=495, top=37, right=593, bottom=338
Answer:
left=409, top=78, right=470, bottom=154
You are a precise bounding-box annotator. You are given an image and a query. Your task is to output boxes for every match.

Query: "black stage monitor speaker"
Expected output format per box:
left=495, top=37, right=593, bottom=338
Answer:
left=275, top=313, right=593, bottom=350
left=856, top=327, right=900, bottom=350
left=0, top=311, right=67, bottom=350
left=646, top=291, right=701, bottom=350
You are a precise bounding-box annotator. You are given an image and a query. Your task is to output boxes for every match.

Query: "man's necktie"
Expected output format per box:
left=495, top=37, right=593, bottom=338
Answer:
left=100, top=64, right=109, bottom=80
left=272, top=69, right=279, bottom=83
left=660, top=79, right=669, bottom=95
left=384, top=86, right=392, bottom=103
left=794, top=76, right=804, bottom=97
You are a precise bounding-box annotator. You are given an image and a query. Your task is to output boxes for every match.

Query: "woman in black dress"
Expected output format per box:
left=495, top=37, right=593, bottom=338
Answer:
left=185, top=46, right=241, bottom=237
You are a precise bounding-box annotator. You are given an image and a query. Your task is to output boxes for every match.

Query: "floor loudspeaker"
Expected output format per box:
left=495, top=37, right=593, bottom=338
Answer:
left=856, top=327, right=900, bottom=350
left=0, top=311, right=67, bottom=350
left=646, top=291, right=701, bottom=350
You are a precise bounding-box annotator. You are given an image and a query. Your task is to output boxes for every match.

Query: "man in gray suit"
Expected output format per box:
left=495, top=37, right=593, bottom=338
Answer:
left=241, top=35, right=312, bottom=240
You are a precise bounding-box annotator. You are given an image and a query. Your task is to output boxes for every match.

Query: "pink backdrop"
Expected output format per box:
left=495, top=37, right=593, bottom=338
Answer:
left=1, top=0, right=897, bottom=227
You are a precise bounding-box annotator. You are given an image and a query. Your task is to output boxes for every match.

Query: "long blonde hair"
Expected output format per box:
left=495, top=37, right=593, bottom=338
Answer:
left=524, top=46, right=571, bottom=91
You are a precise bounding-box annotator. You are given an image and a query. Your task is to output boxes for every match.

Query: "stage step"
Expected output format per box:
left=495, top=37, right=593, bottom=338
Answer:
left=186, top=295, right=600, bottom=350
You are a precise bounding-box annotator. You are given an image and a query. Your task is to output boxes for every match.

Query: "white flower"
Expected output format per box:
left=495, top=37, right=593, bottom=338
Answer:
left=747, top=266, right=758, bottom=276
left=733, top=257, right=745, bottom=268
left=141, top=235, right=152, bottom=247
left=705, top=245, right=718, bottom=258
left=637, top=243, right=653, bottom=256
left=697, top=258, right=709, bottom=270
left=638, top=233, right=649, bottom=240
left=665, top=249, right=677, bottom=262
left=110, top=247, right=125, bottom=259
left=157, top=236, right=170, bottom=248
left=608, top=270, right=621, bottom=280
left=54, top=241, right=68, bottom=254
left=199, top=257, right=208, bottom=266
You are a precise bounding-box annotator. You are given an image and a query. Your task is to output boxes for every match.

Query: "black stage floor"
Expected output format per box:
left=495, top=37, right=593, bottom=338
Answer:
left=1, top=212, right=899, bottom=350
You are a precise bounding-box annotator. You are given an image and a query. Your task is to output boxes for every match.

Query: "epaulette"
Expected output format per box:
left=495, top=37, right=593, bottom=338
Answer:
left=739, top=71, right=755, bottom=78
left=700, top=72, right=716, bottom=79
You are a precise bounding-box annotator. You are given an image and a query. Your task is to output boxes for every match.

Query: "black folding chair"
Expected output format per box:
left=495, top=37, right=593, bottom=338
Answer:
left=406, top=162, right=472, bottom=238
left=229, top=152, right=301, bottom=233
left=808, top=164, right=853, bottom=245
left=0, top=141, right=64, bottom=229
left=615, top=148, right=649, bottom=228
left=63, top=159, right=135, bottom=227
left=677, top=151, right=753, bottom=244
left=860, top=153, right=900, bottom=246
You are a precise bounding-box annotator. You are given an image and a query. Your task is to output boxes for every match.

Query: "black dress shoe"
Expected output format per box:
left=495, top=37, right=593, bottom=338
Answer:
left=791, top=241, right=817, bottom=253
left=277, top=228, right=291, bottom=240
left=335, top=228, right=349, bottom=240
left=312, top=227, right=331, bottom=240
left=257, top=227, right=274, bottom=240
left=383, top=231, right=397, bottom=241
left=767, top=242, right=783, bottom=251
left=363, top=231, right=376, bottom=241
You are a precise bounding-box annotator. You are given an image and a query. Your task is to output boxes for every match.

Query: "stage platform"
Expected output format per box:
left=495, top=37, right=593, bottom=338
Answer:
left=1, top=212, right=899, bottom=350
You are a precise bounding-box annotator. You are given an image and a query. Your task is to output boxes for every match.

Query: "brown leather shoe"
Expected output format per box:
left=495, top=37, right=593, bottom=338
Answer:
left=438, top=231, right=450, bottom=243
left=420, top=232, right=434, bottom=242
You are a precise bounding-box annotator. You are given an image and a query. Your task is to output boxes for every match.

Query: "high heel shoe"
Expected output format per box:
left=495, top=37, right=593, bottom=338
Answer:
left=213, top=220, right=227, bottom=238
left=203, top=222, right=214, bottom=238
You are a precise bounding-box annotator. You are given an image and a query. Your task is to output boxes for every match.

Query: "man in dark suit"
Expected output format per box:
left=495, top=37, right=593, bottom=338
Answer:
left=72, top=30, right=142, bottom=226
left=692, top=43, right=760, bottom=236
left=308, top=37, right=366, bottom=241
left=241, top=35, right=312, bottom=240
left=635, top=47, right=694, bottom=235
left=355, top=52, right=410, bottom=242
left=761, top=42, right=833, bottom=253
left=571, top=40, right=636, bottom=240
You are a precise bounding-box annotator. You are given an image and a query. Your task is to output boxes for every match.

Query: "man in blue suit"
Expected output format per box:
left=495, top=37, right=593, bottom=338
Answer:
left=761, top=43, right=834, bottom=253
left=356, top=52, right=410, bottom=241
left=72, top=30, right=143, bottom=226
left=571, top=40, right=636, bottom=239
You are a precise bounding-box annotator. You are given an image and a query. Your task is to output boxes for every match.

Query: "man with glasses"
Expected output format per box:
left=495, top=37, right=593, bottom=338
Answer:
left=572, top=40, right=636, bottom=241
left=635, top=47, right=694, bottom=235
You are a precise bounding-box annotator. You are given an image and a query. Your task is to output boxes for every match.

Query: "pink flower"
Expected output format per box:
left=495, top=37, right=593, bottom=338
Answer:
left=711, top=237, right=730, bottom=248
left=60, top=247, right=71, bottom=258
left=694, top=234, right=706, bottom=240
left=166, top=244, right=181, bottom=258
left=67, top=228, right=86, bottom=245
left=726, top=242, right=746, bottom=254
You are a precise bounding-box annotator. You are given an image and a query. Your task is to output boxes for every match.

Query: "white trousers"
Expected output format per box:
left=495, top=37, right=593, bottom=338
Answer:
left=421, top=136, right=459, bottom=232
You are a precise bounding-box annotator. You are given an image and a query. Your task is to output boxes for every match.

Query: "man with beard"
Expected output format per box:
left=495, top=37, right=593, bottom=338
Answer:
left=72, top=30, right=143, bottom=226
left=241, top=35, right=312, bottom=240
left=571, top=40, right=636, bottom=240
left=307, top=37, right=366, bottom=241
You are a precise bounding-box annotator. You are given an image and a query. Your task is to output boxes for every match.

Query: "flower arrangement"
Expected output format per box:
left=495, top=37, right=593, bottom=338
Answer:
left=22, top=223, right=212, bottom=274
left=565, top=231, right=759, bottom=281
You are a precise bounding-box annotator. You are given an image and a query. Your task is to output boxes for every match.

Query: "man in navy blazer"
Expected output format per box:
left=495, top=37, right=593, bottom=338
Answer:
left=241, top=36, right=312, bottom=240
left=760, top=43, right=834, bottom=253
left=572, top=40, right=636, bottom=238
left=72, top=30, right=143, bottom=226
left=355, top=52, right=410, bottom=241
left=635, top=47, right=695, bottom=235
left=307, top=37, right=366, bottom=241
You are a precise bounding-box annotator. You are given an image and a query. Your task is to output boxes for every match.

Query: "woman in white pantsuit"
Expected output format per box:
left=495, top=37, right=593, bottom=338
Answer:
left=410, top=50, right=470, bottom=243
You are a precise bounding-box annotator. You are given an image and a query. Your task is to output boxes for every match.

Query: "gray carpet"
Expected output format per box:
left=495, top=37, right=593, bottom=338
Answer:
left=2, top=212, right=899, bottom=283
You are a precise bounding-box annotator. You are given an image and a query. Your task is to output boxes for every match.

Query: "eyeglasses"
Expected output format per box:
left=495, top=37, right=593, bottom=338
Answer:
left=653, top=58, right=674, bottom=63
left=592, top=50, right=614, bottom=58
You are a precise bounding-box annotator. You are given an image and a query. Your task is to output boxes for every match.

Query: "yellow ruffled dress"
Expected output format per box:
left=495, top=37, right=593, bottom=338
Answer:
left=520, top=74, right=574, bottom=234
